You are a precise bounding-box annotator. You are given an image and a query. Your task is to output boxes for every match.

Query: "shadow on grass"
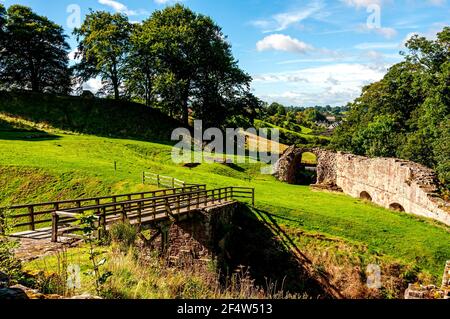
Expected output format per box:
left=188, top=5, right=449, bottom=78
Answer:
left=224, top=204, right=344, bottom=299
left=0, top=130, right=60, bottom=141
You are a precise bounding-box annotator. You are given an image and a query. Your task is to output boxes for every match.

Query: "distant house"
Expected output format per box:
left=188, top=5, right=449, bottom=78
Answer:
left=326, top=116, right=337, bottom=123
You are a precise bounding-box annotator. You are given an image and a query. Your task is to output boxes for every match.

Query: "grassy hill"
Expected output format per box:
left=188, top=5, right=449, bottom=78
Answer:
left=1, top=93, right=449, bottom=298
left=0, top=91, right=182, bottom=142
left=254, top=119, right=330, bottom=146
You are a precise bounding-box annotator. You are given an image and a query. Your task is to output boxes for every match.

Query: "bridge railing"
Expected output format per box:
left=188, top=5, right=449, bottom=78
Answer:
left=51, top=187, right=255, bottom=242
left=142, top=172, right=198, bottom=188
left=0, top=185, right=206, bottom=234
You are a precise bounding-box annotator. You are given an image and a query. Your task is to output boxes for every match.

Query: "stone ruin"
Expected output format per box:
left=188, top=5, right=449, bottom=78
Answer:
left=404, top=261, right=450, bottom=299
left=273, top=146, right=450, bottom=226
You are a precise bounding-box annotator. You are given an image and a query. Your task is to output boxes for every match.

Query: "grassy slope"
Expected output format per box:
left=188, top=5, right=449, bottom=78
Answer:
left=254, top=119, right=330, bottom=143
left=1, top=126, right=449, bottom=281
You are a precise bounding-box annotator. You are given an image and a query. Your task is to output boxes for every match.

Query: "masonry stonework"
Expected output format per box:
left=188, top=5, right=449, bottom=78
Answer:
left=164, top=202, right=238, bottom=265
left=274, top=146, right=450, bottom=226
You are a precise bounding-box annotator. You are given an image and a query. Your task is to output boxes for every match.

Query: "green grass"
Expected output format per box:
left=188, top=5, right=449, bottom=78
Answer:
left=1, top=126, right=449, bottom=281
left=254, top=119, right=330, bottom=144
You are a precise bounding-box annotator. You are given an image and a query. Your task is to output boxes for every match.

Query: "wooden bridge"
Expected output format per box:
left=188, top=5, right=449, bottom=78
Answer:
left=1, top=185, right=255, bottom=244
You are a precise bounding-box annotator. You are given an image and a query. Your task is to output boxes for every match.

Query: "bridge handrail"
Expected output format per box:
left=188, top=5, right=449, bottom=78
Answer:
left=0, top=184, right=206, bottom=233
left=142, top=172, right=191, bottom=188
left=50, top=186, right=255, bottom=242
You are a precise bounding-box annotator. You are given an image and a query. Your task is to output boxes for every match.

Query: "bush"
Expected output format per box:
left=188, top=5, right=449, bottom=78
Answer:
left=109, top=222, right=137, bottom=251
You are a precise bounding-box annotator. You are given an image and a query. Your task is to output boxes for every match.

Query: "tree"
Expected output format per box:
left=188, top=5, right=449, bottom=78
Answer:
left=331, top=26, right=450, bottom=188
left=138, top=4, right=256, bottom=127
left=0, top=5, right=71, bottom=93
left=74, top=11, right=131, bottom=100
left=124, top=23, right=157, bottom=106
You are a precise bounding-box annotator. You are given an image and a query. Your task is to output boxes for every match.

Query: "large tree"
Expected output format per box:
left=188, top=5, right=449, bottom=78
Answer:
left=0, top=5, right=71, bottom=94
left=74, top=11, right=131, bottom=100
left=331, top=26, right=450, bottom=188
left=135, top=4, right=257, bottom=127
left=124, top=23, right=157, bottom=107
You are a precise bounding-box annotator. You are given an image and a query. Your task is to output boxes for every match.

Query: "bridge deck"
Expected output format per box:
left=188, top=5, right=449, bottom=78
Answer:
left=10, top=199, right=231, bottom=240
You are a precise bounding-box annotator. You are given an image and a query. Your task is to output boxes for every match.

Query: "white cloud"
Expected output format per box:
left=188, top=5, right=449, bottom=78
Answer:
left=253, top=63, right=388, bottom=106
left=97, top=0, right=149, bottom=16
left=83, top=78, right=103, bottom=93
left=357, top=24, right=398, bottom=39
left=256, top=34, right=314, bottom=54
left=250, top=1, right=323, bottom=33
left=427, top=0, right=446, bottom=5
left=68, top=49, right=79, bottom=61
left=342, top=0, right=382, bottom=8
left=354, top=42, right=400, bottom=50
left=154, top=0, right=184, bottom=4
left=375, top=27, right=397, bottom=39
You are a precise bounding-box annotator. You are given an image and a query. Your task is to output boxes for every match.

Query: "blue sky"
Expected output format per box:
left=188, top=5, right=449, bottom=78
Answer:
left=1, top=0, right=449, bottom=106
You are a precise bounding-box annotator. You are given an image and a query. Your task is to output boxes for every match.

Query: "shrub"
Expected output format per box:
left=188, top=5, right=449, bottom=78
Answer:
left=109, top=222, right=137, bottom=251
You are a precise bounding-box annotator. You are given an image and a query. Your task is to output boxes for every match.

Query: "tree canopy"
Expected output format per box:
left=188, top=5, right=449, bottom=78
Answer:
left=0, top=4, right=71, bottom=94
left=74, top=11, right=132, bottom=100
left=331, top=27, right=450, bottom=188
left=71, top=4, right=260, bottom=128
left=127, top=4, right=257, bottom=127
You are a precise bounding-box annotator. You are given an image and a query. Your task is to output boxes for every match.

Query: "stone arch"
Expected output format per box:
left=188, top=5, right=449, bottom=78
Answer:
left=389, top=203, right=405, bottom=212
left=273, top=146, right=320, bottom=184
left=360, top=191, right=372, bottom=201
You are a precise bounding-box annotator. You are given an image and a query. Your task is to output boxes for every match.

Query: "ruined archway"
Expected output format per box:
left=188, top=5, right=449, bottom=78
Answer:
left=360, top=191, right=372, bottom=201
left=273, top=146, right=450, bottom=226
left=389, top=203, right=405, bottom=212
left=273, top=146, right=319, bottom=185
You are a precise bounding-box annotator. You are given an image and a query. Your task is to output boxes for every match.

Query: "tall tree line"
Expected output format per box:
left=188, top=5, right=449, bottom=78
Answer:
left=0, top=4, right=261, bottom=128
left=331, top=27, right=450, bottom=189
left=74, top=4, right=261, bottom=127
left=0, top=4, right=71, bottom=94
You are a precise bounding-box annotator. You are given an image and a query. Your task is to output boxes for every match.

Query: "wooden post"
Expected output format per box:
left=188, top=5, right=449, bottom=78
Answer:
left=187, top=193, right=191, bottom=211
left=152, top=199, right=156, bottom=219
left=137, top=202, right=142, bottom=229
left=176, top=195, right=180, bottom=214
left=252, top=188, right=255, bottom=207
left=161, top=227, right=169, bottom=254
left=28, top=206, right=35, bottom=231
left=196, top=191, right=200, bottom=209
left=100, top=207, right=107, bottom=238
left=142, top=172, right=145, bottom=185
left=121, top=204, right=126, bottom=223
left=172, top=178, right=175, bottom=188
left=157, top=175, right=160, bottom=188
left=51, top=212, right=59, bottom=243
left=95, top=199, right=100, bottom=216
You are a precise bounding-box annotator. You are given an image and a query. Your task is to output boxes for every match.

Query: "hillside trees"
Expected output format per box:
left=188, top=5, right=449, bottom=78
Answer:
left=74, top=11, right=132, bottom=100
left=0, top=5, right=71, bottom=94
left=331, top=26, right=450, bottom=187
left=128, top=4, right=257, bottom=127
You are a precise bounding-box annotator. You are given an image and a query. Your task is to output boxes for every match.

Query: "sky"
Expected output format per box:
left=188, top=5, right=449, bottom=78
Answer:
left=1, top=0, right=449, bottom=106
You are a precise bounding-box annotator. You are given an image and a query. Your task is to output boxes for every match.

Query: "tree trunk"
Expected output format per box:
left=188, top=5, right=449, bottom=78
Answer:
left=181, top=81, right=190, bottom=126
left=113, top=84, right=120, bottom=100
left=111, top=62, right=120, bottom=100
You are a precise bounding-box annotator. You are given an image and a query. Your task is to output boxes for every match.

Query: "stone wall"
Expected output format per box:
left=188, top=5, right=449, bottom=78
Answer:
left=274, top=147, right=450, bottom=226
left=163, top=202, right=238, bottom=266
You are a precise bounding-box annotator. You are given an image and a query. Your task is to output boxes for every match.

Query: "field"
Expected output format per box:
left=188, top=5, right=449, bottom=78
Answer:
left=1, top=125, right=449, bottom=284
left=1, top=92, right=449, bottom=298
